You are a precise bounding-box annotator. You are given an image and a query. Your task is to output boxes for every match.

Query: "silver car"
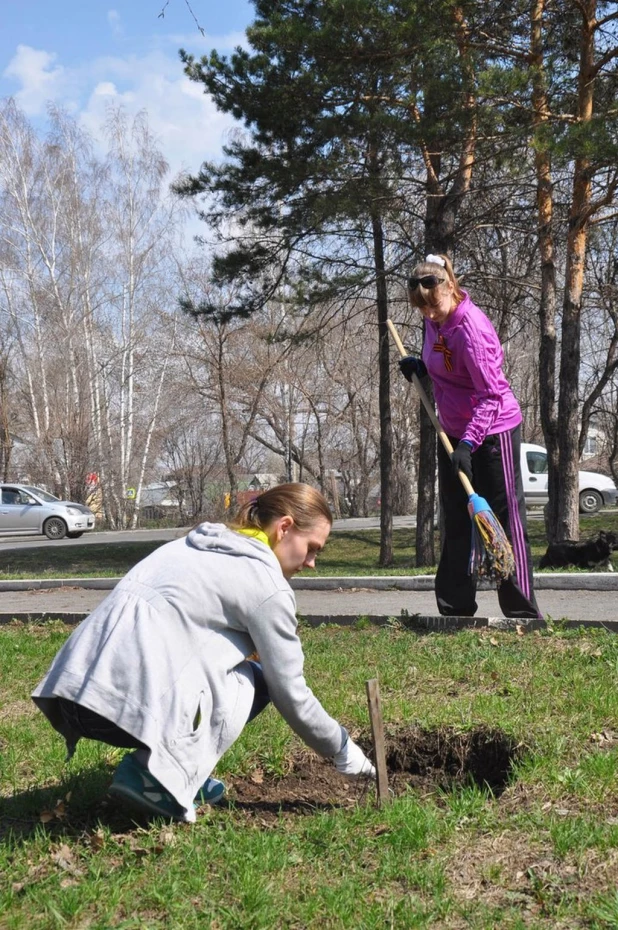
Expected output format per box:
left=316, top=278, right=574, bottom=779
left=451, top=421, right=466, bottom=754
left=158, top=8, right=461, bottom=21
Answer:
left=0, top=484, right=96, bottom=539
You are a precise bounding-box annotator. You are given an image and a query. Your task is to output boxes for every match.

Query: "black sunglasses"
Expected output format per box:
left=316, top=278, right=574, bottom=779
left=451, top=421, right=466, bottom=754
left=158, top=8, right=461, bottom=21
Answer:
left=407, top=274, right=445, bottom=290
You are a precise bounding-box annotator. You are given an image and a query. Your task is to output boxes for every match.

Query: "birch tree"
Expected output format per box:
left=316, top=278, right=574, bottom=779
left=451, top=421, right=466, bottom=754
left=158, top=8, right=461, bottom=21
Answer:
left=0, top=101, right=182, bottom=523
left=86, top=106, right=182, bottom=527
left=0, top=100, right=105, bottom=498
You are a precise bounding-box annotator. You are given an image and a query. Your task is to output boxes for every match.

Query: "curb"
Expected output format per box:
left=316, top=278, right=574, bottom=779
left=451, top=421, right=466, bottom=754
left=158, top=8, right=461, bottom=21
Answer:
left=0, top=578, right=118, bottom=591
left=3, top=611, right=618, bottom=635
left=292, top=574, right=618, bottom=591
left=0, top=611, right=542, bottom=631
left=0, top=573, right=617, bottom=592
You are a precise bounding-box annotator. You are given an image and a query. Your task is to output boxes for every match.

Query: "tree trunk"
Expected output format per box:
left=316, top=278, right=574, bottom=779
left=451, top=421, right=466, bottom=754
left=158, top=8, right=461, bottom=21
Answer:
left=371, top=210, right=393, bottom=566
left=531, top=0, right=560, bottom=541
left=557, top=217, right=588, bottom=540
left=411, top=5, right=477, bottom=566
left=556, top=0, right=596, bottom=542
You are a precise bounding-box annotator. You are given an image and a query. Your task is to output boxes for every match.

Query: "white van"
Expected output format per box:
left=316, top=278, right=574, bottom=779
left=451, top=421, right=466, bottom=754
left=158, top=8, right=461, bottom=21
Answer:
left=521, top=442, right=618, bottom=513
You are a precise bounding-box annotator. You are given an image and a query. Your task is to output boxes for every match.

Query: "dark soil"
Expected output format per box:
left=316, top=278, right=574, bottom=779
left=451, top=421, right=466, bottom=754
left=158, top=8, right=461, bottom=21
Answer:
left=1, top=725, right=521, bottom=839
left=224, top=724, right=522, bottom=820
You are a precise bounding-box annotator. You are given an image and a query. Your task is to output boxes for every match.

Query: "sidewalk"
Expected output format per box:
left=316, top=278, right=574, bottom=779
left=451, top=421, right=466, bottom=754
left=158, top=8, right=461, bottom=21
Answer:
left=1, top=574, right=617, bottom=632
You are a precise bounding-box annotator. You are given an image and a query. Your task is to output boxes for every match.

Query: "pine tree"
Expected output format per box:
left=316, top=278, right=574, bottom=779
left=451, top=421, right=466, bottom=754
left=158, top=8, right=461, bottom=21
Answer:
left=178, top=0, right=434, bottom=563
left=176, top=0, right=490, bottom=563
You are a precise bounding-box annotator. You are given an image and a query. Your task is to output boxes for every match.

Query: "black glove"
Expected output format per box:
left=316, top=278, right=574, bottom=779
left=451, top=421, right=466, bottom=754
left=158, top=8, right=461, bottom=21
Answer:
left=399, top=355, right=427, bottom=382
left=451, top=441, right=473, bottom=481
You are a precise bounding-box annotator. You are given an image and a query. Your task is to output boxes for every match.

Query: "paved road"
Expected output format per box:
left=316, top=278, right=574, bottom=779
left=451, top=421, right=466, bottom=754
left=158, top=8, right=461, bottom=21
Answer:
left=0, top=521, right=406, bottom=551
left=293, top=585, right=618, bottom=625
left=0, top=527, right=187, bottom=552
left=1, top=580, right=616, bottom=626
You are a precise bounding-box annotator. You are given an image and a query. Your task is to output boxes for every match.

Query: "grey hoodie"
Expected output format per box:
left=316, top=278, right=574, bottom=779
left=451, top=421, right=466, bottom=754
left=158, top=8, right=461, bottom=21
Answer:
left=32, top=524, right=343, bottom=819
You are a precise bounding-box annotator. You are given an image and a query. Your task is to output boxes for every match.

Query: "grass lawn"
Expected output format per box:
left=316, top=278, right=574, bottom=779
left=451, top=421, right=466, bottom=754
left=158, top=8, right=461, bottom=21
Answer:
left=3, top=622, right=618, bottom=927
left=1, top=511, right=617, bottom=580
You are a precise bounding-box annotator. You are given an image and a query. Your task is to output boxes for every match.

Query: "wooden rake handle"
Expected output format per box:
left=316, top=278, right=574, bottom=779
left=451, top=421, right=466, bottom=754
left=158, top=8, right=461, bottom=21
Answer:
left=386, top=319, right=475, bottom=498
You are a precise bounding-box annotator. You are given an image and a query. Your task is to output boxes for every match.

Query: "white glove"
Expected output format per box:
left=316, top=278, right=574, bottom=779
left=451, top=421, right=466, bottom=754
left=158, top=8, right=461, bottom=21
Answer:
left=333, top=734, right=376, bottom=780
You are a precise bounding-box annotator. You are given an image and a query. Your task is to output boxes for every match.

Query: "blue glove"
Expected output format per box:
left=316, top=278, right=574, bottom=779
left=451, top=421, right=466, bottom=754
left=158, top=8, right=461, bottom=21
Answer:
left=399, top=355, right=427, bottom=382
left=451, top=441, right=473, bottom=481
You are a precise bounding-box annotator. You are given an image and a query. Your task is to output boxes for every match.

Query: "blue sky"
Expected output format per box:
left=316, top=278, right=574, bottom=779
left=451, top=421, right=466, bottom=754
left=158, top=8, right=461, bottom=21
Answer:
left=1, top=0, right=256, bottom=175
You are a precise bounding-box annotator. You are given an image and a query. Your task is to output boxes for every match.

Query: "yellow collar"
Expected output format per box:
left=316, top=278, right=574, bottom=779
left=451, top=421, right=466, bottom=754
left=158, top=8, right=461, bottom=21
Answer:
left=236, top=527, right=272, bottom=549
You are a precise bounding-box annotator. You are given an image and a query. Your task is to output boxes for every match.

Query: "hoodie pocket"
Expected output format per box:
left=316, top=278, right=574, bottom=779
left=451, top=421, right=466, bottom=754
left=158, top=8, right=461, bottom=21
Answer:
left=179, top=690, right=209, bottom=739
left=165, top=690, right=215, bottom=781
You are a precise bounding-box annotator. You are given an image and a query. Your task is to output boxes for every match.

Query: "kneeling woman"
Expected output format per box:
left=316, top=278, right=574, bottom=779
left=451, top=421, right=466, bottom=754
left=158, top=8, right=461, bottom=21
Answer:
left=33, top=483, right=375, bottom=821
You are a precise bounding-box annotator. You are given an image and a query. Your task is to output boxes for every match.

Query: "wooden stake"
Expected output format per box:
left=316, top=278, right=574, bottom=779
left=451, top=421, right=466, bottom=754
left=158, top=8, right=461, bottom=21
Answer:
left=365, top=678, right=389, bottom=806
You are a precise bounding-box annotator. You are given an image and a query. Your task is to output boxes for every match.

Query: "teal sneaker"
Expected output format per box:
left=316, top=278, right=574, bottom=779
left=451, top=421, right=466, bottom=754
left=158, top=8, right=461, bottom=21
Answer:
left=109, top=753, right=185, bottom=820
left=195, top=777, right=226, bottom=806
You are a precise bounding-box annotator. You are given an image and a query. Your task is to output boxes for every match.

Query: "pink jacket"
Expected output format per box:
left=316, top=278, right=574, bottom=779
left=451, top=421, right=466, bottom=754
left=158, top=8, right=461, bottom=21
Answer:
left=422, top=291, right=521, bottom=449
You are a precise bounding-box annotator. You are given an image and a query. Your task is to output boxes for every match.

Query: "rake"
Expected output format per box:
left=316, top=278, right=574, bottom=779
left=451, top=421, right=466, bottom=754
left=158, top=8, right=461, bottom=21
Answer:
left=387, top=319, right=515, bottom=583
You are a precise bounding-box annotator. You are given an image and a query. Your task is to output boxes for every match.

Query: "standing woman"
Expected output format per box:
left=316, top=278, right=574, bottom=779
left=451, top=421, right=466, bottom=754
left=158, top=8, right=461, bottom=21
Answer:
left=399, top=254, right=541, bottom=620
left=33, top=483, right=375, bottom=821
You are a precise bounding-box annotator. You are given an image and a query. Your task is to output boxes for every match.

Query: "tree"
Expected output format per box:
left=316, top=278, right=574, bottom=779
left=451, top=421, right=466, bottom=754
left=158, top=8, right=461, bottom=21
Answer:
left=0, top=101, right=183, bottom=525
left=177, top=0, right=454, bottom=564
left=478, top=0, right=618, bottom=541
left=0, top=99, right=105, bottom=498
left=0, top=342, right=16, bottom=480
left=94, top=107, right=181, bottom=527
left=400, top=2, right=482, bottom=565
left=553, top=1, right=618, bottom=539
left=579, top=219, right=618, bottom=469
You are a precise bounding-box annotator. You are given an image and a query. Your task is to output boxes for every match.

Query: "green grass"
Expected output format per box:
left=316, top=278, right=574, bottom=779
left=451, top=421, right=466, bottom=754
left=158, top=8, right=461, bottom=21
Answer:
left=4, top=622, right=618, bottom=927
left=1, top=512, right=617, bottom=580
left=0, top=543, right=167, bottom=581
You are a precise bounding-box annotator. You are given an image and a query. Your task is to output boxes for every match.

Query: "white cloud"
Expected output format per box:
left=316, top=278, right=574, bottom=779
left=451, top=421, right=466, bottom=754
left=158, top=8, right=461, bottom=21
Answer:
left=79, top=50, right=238, bottom=177
left=92, top=81, right=118, bottom=98
left=107, top=10, right=124, bottom=39
left=3, top=45, right=66, bottom=115
left=3, top=44, right=241, bottom=178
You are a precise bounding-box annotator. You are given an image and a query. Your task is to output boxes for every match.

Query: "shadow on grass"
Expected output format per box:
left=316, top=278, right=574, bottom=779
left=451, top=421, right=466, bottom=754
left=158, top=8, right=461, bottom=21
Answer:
left=0, top=763, right=151, bottom=843
left=334, top=532, right=382, bottom=548
left=0, top=541, right=168, bottom=580
left=0, top=770, right=359, bottom=847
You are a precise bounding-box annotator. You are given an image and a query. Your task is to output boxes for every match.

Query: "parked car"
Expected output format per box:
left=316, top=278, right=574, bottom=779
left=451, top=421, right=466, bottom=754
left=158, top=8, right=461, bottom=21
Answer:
left=0, top=484, right=95, bottom=539
left=521, top=443, right=618, bottom=514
